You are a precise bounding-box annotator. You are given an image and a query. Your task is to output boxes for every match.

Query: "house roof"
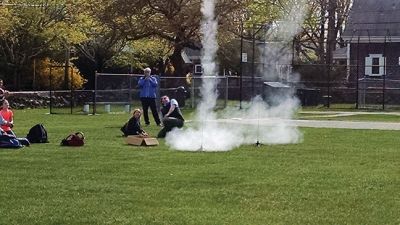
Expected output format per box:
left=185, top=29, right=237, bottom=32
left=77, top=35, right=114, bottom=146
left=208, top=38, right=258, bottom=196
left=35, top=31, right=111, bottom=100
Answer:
left=342, top=0, right=400, bottom=41
left=181, top=47, right=201, bottom=64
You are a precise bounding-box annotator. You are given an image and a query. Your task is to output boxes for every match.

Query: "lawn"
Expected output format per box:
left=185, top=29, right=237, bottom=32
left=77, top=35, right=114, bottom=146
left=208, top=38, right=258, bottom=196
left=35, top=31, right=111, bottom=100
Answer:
left=0, top=109, right=399, bottom=225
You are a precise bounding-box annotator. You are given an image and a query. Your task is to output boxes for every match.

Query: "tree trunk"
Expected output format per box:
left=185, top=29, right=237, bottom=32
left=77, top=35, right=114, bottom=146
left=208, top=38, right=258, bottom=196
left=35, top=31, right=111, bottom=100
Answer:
left=326, top=0, right=337, bottom=65
left=318, top=0, right=327, bottom=64
left=168, top=46, right=185, bottom=87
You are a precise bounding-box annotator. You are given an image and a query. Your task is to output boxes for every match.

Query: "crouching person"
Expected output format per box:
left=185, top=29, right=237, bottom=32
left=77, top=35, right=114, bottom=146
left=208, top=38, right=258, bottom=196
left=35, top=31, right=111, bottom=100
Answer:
left=157, top=96, right=184, bottom=138
left=121, top=109, right=148, bottom=137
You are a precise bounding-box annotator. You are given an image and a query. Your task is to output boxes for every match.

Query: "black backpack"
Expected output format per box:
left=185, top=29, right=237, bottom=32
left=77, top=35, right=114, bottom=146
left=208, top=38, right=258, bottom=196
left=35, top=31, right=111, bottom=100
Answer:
left=26, top=124, right=48, bottom=143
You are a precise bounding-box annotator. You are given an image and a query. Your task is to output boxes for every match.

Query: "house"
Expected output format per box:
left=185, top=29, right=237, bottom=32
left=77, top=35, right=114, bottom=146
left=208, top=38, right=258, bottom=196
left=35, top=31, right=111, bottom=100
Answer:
left=332, top=47, right=347, bottom=65
left=181, top=47, right=202, bottom=75
left=342, top=0, right=400, bottom=82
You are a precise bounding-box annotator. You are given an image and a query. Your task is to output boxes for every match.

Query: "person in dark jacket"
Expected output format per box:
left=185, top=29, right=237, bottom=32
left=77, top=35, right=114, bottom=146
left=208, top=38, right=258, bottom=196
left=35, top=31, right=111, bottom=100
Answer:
left=121, top=109, right=148, bottom=137
left=138, top=67, right=161, bottom=126
left=157, top=95, right=184, bottom=138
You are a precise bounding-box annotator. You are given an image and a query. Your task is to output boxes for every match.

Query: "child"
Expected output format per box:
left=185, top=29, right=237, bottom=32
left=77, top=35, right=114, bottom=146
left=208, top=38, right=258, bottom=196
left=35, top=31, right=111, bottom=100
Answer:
left=0, top=100, right=15, bottom=136
left=121, top=109, right=148, bottom=137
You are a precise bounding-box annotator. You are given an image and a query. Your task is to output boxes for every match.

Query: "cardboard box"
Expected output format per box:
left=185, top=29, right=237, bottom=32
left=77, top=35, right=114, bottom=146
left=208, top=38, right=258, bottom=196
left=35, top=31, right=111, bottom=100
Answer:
left=125, top=135, right=159, bottom=146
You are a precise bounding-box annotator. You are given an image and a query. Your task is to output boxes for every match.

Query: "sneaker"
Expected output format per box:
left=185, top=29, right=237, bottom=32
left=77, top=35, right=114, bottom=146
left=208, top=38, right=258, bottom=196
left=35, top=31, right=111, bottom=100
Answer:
left=157, top=123, right=163, bottom=127
left=145, top=123, right=150, bottom=126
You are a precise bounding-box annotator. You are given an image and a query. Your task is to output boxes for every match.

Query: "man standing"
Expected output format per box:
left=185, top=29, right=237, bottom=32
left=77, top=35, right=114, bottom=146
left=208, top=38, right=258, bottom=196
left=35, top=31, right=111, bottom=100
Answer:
left=157, top=95, right=184, bottom=138
left=138, top=68, right=161, bottom=126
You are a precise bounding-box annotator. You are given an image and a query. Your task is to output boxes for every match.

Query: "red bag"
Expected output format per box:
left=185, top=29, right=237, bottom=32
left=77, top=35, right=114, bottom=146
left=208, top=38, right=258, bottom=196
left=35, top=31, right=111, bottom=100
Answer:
left=61, top=132, right=85, bottom=146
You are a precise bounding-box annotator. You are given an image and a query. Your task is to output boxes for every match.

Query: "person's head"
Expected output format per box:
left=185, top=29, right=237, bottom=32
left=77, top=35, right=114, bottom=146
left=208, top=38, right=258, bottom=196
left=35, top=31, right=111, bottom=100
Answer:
left=161, top=95, right=170, bottom=105
left=2, top=99, right=9, bottom=109
left=143, top=67, right=151, bottom=76
left=132, top=108, right=142, bottom=118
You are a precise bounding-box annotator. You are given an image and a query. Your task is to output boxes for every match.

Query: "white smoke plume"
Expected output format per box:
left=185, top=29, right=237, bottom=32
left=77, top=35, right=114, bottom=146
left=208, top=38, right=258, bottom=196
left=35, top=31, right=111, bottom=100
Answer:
left=261, top=0, right=307, bottom=82
left=165, top=0, right=306, bottom=151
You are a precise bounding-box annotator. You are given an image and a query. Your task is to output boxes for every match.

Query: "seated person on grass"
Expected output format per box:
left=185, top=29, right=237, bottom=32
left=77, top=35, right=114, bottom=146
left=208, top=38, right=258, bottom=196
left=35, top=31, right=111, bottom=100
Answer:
left=0, top=100, right=15, bottom=136
left=157, top=95, right=184, bottom=138
left=121, top=109, right=148, bottom=137
left=0, top=101, right=30, bottom=147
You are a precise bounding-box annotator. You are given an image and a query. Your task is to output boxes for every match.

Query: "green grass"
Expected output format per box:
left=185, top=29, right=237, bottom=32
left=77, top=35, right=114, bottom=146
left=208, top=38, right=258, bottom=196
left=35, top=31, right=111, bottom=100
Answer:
left=0, top=109, right=399, bottom=225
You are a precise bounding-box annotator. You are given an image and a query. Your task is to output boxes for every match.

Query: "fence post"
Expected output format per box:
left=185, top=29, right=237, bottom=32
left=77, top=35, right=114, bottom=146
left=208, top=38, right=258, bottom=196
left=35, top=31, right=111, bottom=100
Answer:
left=49, top=67, right=53, bottom=114
left=355, top=36, right=360, bottom=109
left=382, top=33, right=387, bottom=110
left=128, top=74, right=133, bottom=109
left=239, top=21, right=243, bottom=109
left=93, top=71, right=97, bottom=114
left=70, top=66, right=73, bottom=114
left=327, top=63, right=331, bottom=108
left=225, top=76, right=228, bottom=108
left=191, top=76, right=195, bottom=108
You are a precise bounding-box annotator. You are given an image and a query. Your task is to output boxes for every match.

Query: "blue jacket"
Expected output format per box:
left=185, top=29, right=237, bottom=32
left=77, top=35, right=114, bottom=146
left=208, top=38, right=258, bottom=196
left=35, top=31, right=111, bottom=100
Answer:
left=138, top=76, right=158, bottom=98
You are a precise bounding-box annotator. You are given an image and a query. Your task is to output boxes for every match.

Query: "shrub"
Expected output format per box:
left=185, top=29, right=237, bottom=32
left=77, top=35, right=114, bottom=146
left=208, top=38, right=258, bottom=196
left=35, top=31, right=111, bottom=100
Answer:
left=36, top=58, right=86, bottom=90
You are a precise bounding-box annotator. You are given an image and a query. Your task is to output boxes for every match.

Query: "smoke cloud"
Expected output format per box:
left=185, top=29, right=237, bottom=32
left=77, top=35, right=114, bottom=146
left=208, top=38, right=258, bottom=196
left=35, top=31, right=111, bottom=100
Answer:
left=165, top=0, right=306, bottom=151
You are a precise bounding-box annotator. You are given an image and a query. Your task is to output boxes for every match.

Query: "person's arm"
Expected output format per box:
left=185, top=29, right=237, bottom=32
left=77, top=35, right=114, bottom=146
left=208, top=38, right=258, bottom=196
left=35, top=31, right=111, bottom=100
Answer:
left=6, top=111, right=13, bottom=128
left=149, top=76, right=158, bottom=87
left=10, top=111, right=13, bottom=124
left=0, top=114, right=6, bottom=125
left=139, top=128, right=148, bottom=136
left=138, top=77, right=145, bottom=87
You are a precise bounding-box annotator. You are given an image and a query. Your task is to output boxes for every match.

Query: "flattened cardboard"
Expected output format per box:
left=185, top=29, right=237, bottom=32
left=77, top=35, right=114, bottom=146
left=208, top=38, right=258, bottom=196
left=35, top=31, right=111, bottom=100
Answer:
left=125, top=136, right=143, bottom=145
left=143, top=138, right=159, bottom=146
left=126, top=135, right=159, bottom=146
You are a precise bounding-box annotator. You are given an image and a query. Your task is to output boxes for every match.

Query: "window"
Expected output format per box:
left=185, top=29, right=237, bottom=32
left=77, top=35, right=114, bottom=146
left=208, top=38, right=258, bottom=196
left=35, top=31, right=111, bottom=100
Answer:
left=194, top=64, right=202, bottom=74
left=365, top=54, right=385, bottom=76
left=371, top=58, right=380, bottom=75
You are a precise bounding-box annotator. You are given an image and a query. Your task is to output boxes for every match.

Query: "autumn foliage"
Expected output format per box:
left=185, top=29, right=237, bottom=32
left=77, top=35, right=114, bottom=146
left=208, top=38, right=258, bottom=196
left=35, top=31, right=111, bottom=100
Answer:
left=36, top=58, right=86, bottom=90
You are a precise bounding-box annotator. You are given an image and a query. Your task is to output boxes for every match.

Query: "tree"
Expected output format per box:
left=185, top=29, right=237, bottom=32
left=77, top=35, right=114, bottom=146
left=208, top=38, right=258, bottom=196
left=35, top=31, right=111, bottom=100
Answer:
left=297, top=0, right=352, bottom=64
left=0, top=0, right=88, bottom=90
left=71, top=0, right=152, bottom=88
left=112, top=38, right=172, bottom=74
left=246, top=0, right=352, bottom=64
left=104, top=0, right=247, bottom=77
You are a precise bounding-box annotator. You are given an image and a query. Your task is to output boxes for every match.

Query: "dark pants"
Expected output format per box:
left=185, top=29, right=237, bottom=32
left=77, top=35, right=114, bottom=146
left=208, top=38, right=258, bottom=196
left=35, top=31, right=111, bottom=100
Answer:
left=140, top=97, right=161, bottom=125
left=157, top=117, right=184, bottom=138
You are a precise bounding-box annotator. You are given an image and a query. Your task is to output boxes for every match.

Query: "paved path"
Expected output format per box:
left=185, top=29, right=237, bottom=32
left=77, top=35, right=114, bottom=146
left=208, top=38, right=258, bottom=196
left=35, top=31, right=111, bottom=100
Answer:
left=290, top=119, right=400, bottom=130
left=213, top=117, right=400, bottom=131
left=187, top=111, right=400, bottom=131
left=300, top=110, right=400, bottom=118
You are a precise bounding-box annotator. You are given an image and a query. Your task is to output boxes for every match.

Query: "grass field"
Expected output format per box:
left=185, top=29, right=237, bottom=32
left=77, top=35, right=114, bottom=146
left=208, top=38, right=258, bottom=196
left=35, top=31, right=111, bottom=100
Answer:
left=0, top=109, right=399, bottom=225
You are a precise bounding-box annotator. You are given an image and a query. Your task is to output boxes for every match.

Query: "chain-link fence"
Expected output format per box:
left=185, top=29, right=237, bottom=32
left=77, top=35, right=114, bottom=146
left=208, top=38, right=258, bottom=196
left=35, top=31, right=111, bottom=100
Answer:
left=49, top=73, right=229, bottom=114
left=48, top=65, right=400, bottom=114
left=237, top=25, right=400, bottom=110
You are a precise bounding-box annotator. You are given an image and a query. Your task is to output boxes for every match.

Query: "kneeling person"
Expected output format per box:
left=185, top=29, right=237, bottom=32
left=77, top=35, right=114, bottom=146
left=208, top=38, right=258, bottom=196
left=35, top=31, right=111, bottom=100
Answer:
left=157, top=96, right=184, bottom=138
left=121, top=109, right=148, bottom=137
